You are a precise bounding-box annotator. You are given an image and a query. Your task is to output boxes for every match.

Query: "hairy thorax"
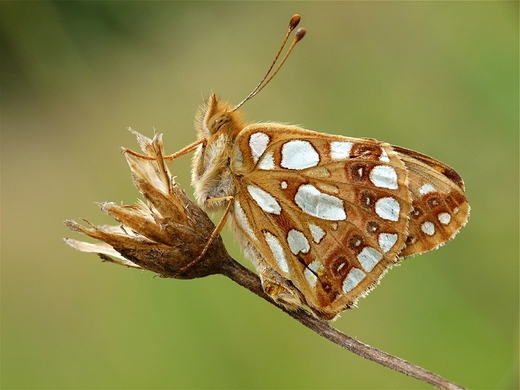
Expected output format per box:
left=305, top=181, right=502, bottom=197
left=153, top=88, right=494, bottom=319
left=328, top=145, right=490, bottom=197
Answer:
left=191, top=133, right=236, bottom=212
left=191, top=96, right=245, bottom=213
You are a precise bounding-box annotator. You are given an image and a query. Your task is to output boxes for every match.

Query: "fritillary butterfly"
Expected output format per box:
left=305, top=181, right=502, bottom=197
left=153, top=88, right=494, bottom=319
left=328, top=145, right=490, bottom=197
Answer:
left=170, top=14, right=469, bottom=320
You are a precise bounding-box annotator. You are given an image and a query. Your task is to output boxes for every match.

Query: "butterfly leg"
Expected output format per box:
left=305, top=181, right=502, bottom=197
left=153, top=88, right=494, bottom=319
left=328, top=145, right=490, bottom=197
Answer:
left=123, top=139, right=203, bottom=162
left=261, top=267, right=307, bottom=311
left=163, top=140, right=203, bottom=162
left=178, top=195, right=234, bottom=273
left=261, top=267, right=337, bottom=320
left=240, top=241, right=307, bottom=312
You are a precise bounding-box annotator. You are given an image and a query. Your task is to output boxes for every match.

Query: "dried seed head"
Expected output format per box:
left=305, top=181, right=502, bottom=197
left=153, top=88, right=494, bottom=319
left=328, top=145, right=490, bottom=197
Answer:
left=64, top=129, right=229, bottom=279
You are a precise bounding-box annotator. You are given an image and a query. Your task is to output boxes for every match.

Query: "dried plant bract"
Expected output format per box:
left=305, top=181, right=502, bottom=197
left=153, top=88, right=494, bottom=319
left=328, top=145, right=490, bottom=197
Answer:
left=64, top=129, right=228, bottom=279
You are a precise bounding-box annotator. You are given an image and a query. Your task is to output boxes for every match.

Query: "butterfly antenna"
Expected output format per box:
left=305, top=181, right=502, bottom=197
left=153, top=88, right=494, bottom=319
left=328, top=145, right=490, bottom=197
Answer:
left=232, top=14, right=306, bottom=112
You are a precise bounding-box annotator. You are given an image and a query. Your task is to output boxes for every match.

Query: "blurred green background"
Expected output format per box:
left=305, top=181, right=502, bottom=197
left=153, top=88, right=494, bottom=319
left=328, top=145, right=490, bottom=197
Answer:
left=2, top=2, right=518, bottom=389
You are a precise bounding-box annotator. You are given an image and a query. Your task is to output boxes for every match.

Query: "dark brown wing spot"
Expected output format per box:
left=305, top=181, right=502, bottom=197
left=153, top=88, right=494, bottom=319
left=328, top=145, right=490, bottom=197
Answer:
left=366, top=221, right=380, bottom=234
left=350, top=162, right=369, bottom=182
left=348, top=234, right=364, bottom=251
left=360, top=190, right=376, bottom=209
left=405, top=234, right=417, bottom=246
left=330, top=256, right=349, bottom=277
left=426, top=195, right=441, bottom=209
left=350, top=143, right=381, bottom=160
left=410, top=206, right=424, bottom=219
left=321, top=280, right=333, bottom=294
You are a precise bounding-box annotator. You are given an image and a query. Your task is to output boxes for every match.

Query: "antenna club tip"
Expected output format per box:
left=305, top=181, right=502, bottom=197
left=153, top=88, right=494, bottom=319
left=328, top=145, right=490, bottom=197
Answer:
left=295, top=28, right=306, bottom=41
left=289, top=14, right=301, bottom=29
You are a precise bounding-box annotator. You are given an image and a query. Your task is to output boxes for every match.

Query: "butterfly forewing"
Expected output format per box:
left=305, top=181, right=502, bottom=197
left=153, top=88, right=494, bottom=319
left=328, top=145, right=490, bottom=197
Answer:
left=393, top=146, right=470, bottom=258
left=230, top=124, right=416, bottom=318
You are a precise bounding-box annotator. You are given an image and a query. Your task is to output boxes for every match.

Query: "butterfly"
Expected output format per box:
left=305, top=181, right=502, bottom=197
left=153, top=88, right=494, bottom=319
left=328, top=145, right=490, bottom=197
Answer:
left=167, top=14, right=470, bottom=320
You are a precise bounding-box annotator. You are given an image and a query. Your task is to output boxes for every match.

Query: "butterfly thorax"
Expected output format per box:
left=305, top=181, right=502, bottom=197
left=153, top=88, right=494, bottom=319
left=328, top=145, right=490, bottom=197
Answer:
left=191, top=94, right=245, bottom=213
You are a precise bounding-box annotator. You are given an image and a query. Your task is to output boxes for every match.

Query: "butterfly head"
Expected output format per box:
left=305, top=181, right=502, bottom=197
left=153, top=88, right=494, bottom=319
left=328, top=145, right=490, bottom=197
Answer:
left=195, top=94, right=245, bottom=141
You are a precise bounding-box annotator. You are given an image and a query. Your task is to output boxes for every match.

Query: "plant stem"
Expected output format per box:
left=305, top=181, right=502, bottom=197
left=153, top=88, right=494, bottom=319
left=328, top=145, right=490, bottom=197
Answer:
left=220, top=257, right=466, bottom=390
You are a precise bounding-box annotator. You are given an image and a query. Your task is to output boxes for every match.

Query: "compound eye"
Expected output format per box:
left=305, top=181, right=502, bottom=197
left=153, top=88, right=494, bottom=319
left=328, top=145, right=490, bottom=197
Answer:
left=208, top=113, right=231, bottom=134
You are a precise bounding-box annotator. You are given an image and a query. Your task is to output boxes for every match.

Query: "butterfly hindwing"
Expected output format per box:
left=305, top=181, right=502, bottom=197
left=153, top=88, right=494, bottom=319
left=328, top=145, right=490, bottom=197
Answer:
left=230, top=124, right=416, bottom=318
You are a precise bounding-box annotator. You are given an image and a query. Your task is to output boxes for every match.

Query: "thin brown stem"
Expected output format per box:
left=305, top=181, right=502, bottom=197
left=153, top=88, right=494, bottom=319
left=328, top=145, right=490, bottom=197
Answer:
left=220, top=256, right=466, bottom=390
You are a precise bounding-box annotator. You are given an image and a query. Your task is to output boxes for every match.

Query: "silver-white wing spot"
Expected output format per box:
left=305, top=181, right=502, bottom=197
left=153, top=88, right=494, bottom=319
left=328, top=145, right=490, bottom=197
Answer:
left=234, top=199, right=257, bottom=241
left=357, top=247, right=383, bottom=272
left=304, top=260, right=324, bottom=289
left=304, top=268, right=317, bottom=289
left=249, top=132, right=270, bottom=163
left=375, top=197, right=400, bottom=222
left=258, top=151, right=275, bottom=170
left=281, top=140, right=320, bottom=170
left=247, top=185, right=281, bottom=215
left=343, top=268, right=366, bottom=293
left=280, top=181, right=288, bottom=189
left=287, top=229, right=310, bottom=255
left=330, top=141, right=353, bottom=160
left=419, top=183, right=436, bottom=195
left=294, top=184, right=347, bottom=221
left=378, top=233, right=398, bottom=254
left=379, top=148, right=390, bottom=162
left=233, top=147, right=244, bottom=169
left=309, top=223, right=325, bottom=243
left=264, top=232, right=289, bottom=274
left=370, top=165, right=398, bottom=189
left=421, top=221, right=435, bottom=236
left=438, top=212, right=451, bottom=225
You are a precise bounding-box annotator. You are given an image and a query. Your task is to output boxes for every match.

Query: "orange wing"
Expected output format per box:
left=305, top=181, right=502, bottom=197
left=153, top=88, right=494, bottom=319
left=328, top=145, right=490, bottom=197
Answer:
left=227, top=124, right=469, bottom=319
left=230, top=124, right=414, bottom=319
left=393, top=146, right=470, bottom=257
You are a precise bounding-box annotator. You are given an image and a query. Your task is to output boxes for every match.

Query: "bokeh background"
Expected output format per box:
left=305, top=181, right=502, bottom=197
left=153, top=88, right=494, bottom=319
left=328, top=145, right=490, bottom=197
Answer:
left=2, top=2, right=518, bottom=389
